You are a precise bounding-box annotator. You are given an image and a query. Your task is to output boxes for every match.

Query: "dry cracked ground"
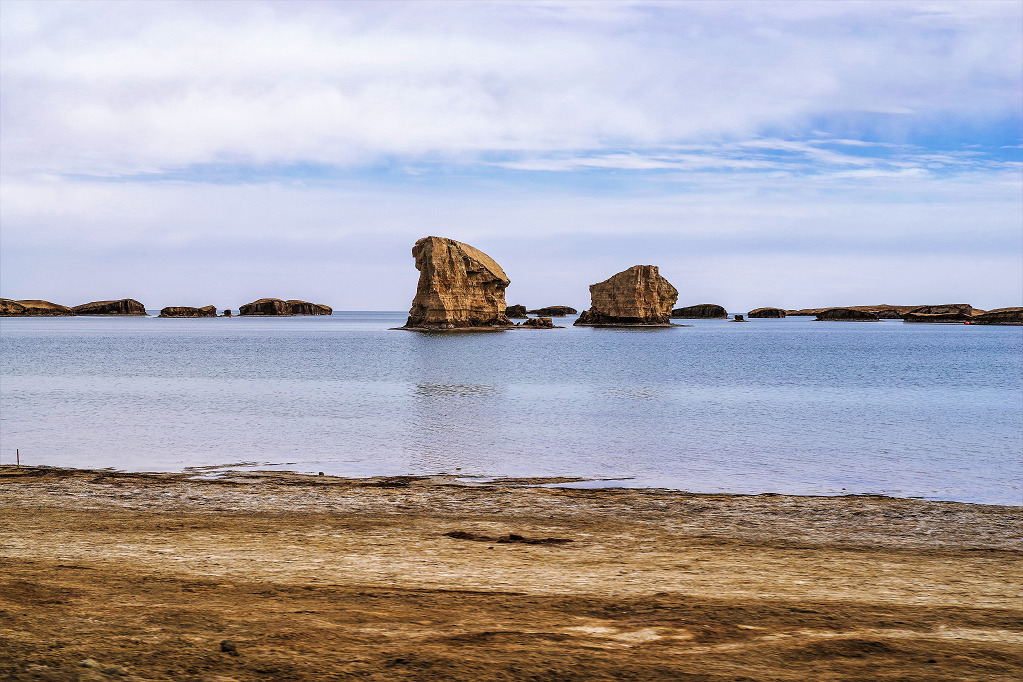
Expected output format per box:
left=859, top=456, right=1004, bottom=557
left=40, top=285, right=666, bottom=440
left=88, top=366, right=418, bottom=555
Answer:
left=1, top=465, right=1021, bottom=681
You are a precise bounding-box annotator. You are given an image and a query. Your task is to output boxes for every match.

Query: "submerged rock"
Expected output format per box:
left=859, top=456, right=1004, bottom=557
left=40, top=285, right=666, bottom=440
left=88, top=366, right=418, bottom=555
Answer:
left=404, top=236, right=512, bottom=330
left=520, top=317, right=554, bottom=328
left=158, top=305, right=218, bottom=318
left=72, top=299, right=146, bottom=315
left=0, top=299, right=73, bottom=316
left=748, top=307, right=786, bottom=318
left=671, top=303, right=727, bottom=319
left=575, top=265, right=678, bottom=327
left=527, top=306, right=577, bottom=316
left=506, top=304, right=529, bottom=318
left=816, top=308, right=880, bottom=321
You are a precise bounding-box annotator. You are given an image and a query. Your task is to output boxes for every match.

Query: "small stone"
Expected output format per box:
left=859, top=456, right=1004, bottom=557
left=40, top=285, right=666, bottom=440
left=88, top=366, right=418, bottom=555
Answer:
left=220, top=639, right=239, bottom=656
left=78, top=659, right=100, bottom=668
left=100, top=664, right=129, bottom=676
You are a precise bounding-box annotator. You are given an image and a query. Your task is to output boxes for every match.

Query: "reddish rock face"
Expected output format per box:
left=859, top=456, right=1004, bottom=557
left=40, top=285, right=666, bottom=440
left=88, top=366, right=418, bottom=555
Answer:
left=404, top=236, right=512, bottom=329
left=72, top=299, right=146, bottom=315
left=574, top=265, right=678, bottom=326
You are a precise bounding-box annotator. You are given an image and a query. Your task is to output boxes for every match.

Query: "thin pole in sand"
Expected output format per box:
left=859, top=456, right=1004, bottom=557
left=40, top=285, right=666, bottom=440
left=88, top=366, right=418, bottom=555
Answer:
left=16, top=448, right=19, bottom=467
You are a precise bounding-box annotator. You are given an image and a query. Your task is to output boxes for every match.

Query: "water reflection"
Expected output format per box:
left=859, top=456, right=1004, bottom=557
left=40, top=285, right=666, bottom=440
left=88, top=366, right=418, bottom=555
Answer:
left=413, top=383, right=500, bottom=398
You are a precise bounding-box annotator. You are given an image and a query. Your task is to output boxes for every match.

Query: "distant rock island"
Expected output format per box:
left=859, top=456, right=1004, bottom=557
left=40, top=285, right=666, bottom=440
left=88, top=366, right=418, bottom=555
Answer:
left=239, top=299, right=332, bottom=316
left=748, top=307, right=786, bottom=319
left=505, top=304, right=528, bottom=318
left=527, top=306, right=577, bottom=316
left=73, top=299, right=147, bottom=315
left=0, top=299, right=73, bottom=316
left=403, top=236, right=514, bottom=330
left=671, top=304, right=726, bottom=319
left=158, top=305, right=218, bottom=318
left=816, top=308, right=880, bottom=321
left=575, top=265, right=678, bottom=327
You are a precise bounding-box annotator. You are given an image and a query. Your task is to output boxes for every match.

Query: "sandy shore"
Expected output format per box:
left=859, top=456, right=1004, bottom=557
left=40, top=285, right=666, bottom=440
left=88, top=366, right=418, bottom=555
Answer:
left=1, top=465, right=1020, bottom=681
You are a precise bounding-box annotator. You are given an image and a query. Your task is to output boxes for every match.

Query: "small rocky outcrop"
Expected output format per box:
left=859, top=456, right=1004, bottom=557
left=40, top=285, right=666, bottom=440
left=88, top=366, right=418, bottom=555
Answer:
left=404, top=236, right=512, bottom=330
left=287, top=300, right=332, bottom=315
left=520, top=317, right=554, bottom=328
left=222, top=310, right=232, bottom=317
left=574, top=265, right=678, bottom=327
left=72, top=299, right=146, bottom=315
left=527, top=306, right=577, bottom=316
left=816, top=308, right=880, bottom=321
left=908, top=304, right=977, bottom=316
left=0, top=299, right=73, bottom=316
left=506, top=304, right=529, bottom=318
left=158, top=305, right=218, bottom=318
left=733, top=314, right=745, bottom=322
left=972, top=307, right=1023, bottom=325
left=671, top=304, right=727, bottom=319
left=748, top=307, right=786, bottom=318
left=239, top=298, right=291, bottom=316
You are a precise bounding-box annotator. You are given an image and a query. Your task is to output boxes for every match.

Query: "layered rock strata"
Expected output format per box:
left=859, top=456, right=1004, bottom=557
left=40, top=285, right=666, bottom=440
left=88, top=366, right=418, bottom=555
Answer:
left=505, top=304, right=529, bottom=318
left=158, top=306, right=218, bottom=318
left=527, top=306, right=577, bottom=316
left=574, top=265, right=678, bottom=326
left=671, top=304, right=727, bottom=319
left=404, top=236, right=512, bottom=330
left=72, top=299, right=146, bottom=315
left=239, top=299, right=332, bottom=316
left=0, top=299, right=73, bottom=316
left=748, top=307, right=786, bottom=318
left=816, top=308, right=880, bottom=321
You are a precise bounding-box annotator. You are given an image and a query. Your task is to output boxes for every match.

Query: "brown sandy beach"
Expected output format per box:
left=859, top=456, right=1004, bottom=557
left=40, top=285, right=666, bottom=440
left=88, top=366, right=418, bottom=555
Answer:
left=1, top=465, right=1020, bottom=681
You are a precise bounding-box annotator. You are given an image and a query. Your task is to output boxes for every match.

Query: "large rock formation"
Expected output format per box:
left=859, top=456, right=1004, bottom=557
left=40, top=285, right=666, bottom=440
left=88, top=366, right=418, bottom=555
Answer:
left=787, top=305, right=921, bottom=318
left=816, top=308, right=880, bottom=321
left=0, top=299, right=73, bottom=316
left=238, top=299, right=332, bottom=316
left=505, top=304, right=529, bottom=318
left=287, top=300, right=332, bottom=315
left=158, top=305, right=218, bottom=318
left=404, top=236, right=512, bottom=329
left=72, top=299, right=146, bottom=315
left=902, top=304, right=982, bottom=324
left=748, top=307, right=786, bottom=318
left=671, top=304, right=727, bottom=319
left=527, top=306, right=578, bottom=316
left=574, top=265, right=678, bottom=326
left=972, top=307, right=1023, bottom=325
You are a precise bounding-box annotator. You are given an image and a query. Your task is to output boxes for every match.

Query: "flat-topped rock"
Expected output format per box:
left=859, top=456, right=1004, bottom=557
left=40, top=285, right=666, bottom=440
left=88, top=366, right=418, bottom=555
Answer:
left=72, top=299, right=146, bottom=315
left=527, top=306, right=577, bottom=317
left=787, top=305, right=921, bottom=318
left=575, top=265, right=678, bottom=327
left=972, top=307, right=1023, bottom=325
left=0, top=299, right=73, bottom=316
left=671, top=304, right=727, bottom=319
left=287, top=300, right=332, bottom=316
left=748, top=307, right=786, bottom=318
left=816, top=308, right=880, bottom=321
left=505, top=304, right=528, bottom=318
left=158, top=305, right=218, bottom=318
left=239, top=299, right=332, bottom=316
left=404, top=236, right=512, bottom=330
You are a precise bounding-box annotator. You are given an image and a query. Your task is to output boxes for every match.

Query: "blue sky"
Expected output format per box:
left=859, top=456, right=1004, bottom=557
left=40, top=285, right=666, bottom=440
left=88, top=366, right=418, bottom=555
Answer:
left=1, top=0, right=1021, bottom=311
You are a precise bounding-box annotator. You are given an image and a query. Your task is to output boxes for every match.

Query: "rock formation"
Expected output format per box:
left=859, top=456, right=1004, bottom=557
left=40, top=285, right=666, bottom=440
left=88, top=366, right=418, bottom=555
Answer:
left=72, top=299, right=146, bottom=315
left=287, top=300, right=332, bottom=315
left=527, top=306, right=578, bottom=316
left=222, top=310, right=232, bottom=317
left=733, top=314, right=745, bottom=322
left=816, top=308, right=880, bottom=321
left=909, top=304, right=977, bottom=316
left=671, top=304, right=727, bottom=319
left=972, top=307, right=1023, bottom=325
left=403, top=236, right=512, bottom=329
left=506, top=304, right=529, bottom=318
left=0, top=299, right=73, bottom=316
left=520, top=317, right=554, bottom=328
left=787, top=305, right=920, bottom=318
left=158, top=305, right=218, bottom=318
left=748, top=307, right=786, bottom=318
left=239, top=298, right=291, bottom=316
left=574, top=265, right=678, bottom=326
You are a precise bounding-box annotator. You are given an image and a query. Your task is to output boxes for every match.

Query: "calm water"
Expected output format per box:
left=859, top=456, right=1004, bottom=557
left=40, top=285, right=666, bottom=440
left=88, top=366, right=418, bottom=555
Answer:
left=1, top=312, right=1020, bottom=505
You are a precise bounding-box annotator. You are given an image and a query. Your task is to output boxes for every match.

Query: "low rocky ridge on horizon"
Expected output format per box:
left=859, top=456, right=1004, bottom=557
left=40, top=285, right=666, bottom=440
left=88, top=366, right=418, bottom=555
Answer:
left=575, top=265, right=678, bottom=326
left=238, top=298, right=332, bottom=316
left=748, top=307, right=786, bottom=318
left=528, top=305, right=577, bottom=316
left=403, top=236, right=515, bottom=330
left=158, top=305, right=218, bottom=318
left=671, top=303, right=727, bottom=319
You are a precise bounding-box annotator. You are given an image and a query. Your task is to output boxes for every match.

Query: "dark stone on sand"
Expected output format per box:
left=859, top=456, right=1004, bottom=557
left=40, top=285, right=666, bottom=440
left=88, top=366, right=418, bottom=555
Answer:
left=158, top=305, right=218, bottom=318
left=220, top=640, right=239, bottom=656
left=671, top=303, right=727, bottom=319
left=444, top=531, right=572, bottom=545
left=527, top=306, right=578, bottom=316
left=505, top=304, right=528, bottom=318
left=72, top=299, right=147, bottom=315
left=816, top=308, right=880, bottom=321
left=748, top=307, right=786, bottom=318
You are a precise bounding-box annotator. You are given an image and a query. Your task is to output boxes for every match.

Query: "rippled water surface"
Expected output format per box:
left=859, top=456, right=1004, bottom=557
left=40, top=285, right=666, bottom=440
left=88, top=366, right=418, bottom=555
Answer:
left=2, top=312, right=1020, bottom=504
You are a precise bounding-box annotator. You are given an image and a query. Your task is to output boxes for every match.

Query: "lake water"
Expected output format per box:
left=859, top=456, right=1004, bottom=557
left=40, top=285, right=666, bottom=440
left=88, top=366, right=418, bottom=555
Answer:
left=1, top=312, right=1020, bottom=505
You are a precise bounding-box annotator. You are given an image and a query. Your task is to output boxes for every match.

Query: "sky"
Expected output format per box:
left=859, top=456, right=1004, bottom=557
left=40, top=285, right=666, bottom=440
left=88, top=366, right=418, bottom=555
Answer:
left=1, top=0, right=1021, bottom=312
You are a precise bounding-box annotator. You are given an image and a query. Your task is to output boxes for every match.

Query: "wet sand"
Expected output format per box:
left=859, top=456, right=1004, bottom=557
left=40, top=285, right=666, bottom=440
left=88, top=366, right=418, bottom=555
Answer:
left=1, top=465, right=1020, bottom=681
